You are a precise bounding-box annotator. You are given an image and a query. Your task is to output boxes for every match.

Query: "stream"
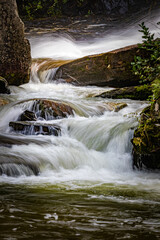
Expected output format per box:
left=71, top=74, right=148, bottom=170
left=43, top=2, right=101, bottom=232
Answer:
left=0, top=10, right=160, bottom=240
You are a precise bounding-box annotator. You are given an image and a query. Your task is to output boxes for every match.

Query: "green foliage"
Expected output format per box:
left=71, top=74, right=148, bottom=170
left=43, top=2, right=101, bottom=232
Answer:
left=151, top=78, right=160, bottom=100
left=16, top=0, right=70, bottom=19
left=131, top=22, right=160, bottom=84
left=16, top=0, right=88, bottom=19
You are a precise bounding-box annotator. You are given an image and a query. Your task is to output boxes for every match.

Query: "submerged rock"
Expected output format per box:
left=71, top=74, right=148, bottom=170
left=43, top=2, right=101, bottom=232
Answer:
left=96, top=85, right=152, bottom=100
left=131, top=100, right=160, bottom=170
left=54, top=44, right=142, bottom=87
left=0, top=77, right=10, bottom=94
left=9, top=121, right=61, bottom=136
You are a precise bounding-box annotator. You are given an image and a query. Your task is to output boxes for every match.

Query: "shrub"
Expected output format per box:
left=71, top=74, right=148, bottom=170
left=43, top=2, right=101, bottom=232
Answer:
left=131, top=22, right=160, bottom=84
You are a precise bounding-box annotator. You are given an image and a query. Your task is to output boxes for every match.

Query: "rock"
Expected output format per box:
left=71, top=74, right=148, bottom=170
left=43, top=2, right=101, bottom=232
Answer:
left=20, top=110, right=37, bottom=121
left=96, top=85, right=152, bottom=100
left=9, top=121, right=61, bottom=136
left=17, top=99, right=74, bottom=120
left=131, top=100, right=160, bottom=170
left=0, top=76, right=10, bottom=94
left=31, top=59, right=72, bottom=83
left=38, top=99, right=73, bottom=119
left=103, top=102, right=127, bottom=112
left=30, top=99, right=74, bottom=120
left=54, top=44, right=143, bottom=87
left=0, top=97, right=9, bottom=107
left=0, top=0, right=31, bottom=85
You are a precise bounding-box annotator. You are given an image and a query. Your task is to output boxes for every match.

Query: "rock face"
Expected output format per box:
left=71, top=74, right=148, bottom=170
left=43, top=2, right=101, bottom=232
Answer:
left=131, top=101, right=160, bottom=170
left=0, top=0, right=31, bottom=86
left=96, top=85, right=152, bottom=100
left=54, top=45, right=141, bottom=87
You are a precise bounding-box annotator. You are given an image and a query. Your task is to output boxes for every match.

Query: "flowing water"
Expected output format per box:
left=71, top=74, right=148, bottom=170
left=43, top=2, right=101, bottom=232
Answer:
left=0, top=11, right=160, bottom=240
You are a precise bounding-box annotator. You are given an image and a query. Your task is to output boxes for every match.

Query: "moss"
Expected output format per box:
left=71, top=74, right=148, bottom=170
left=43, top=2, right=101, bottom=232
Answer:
left=132, top=101, right=160, bottom=155
left=135, top=84, right=152, bottom=100
left=4, top=72, right=29, bottom=86
left=105, top=56, right=108, bottom=65
left=96, top=84, right=152, bottom=100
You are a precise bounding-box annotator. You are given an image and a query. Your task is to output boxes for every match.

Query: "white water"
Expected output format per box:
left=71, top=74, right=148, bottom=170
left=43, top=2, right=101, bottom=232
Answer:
left=0, top=81, right=157, bottom=192
left=0, top=11, right=160, bottom=193
left=30, top=9, right=160, bottom=60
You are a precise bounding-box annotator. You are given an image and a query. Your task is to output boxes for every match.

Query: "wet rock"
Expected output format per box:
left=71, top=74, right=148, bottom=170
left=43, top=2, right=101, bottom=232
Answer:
left=131, top=100, right=160, bottom=170
left=17, top=99, right=74, bottom=120
left=0, top=77, right=10, bottom=94
left=0, top=97, right=9, bottom=107
left=33, top=99, right=74, bottom=120
left=54, top=44, right=143, bottom=87
left=103, top=102, right=127, bottom=112
left=0, top=0, right=31, bottom=85
left=20, top=110, right=37, bottom=121
left=96, top=85, right=152, bottom=100
left=9, top=121, right=61, bottom=136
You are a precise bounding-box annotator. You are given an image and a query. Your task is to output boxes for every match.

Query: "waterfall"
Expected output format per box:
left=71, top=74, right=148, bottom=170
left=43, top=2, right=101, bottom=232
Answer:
left=1, top=10, right=160, bottom=240
left=1, top=8, right=159, bottom=179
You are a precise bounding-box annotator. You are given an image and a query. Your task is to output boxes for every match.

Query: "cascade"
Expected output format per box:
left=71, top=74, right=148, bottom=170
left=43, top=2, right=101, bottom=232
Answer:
left=0, top=8, right=160, bottom=239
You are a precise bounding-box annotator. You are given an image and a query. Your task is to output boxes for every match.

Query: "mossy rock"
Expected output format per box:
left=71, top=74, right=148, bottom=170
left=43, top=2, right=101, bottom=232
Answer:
left=96, top=84, right=152, bottom=100
left=54, top=44, right=143, bottom=87
left=131, top=100, right=160, bottom=170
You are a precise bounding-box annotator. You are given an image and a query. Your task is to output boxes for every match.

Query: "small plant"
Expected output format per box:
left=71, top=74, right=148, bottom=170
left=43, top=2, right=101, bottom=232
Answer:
left=151, top=78, right=160, bottom=100
left=131, top=22, right=160, bottom=84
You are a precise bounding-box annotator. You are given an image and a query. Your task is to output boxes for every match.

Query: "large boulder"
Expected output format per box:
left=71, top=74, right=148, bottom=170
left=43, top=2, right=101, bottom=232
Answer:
left=0, top=0, right=31, bottom=85
left=54, top=44, right=142, bottom=87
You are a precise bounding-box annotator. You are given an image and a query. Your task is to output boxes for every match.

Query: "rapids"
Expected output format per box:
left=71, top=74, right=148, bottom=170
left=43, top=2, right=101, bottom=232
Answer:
left=0, top=9, right=160, bottom=239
